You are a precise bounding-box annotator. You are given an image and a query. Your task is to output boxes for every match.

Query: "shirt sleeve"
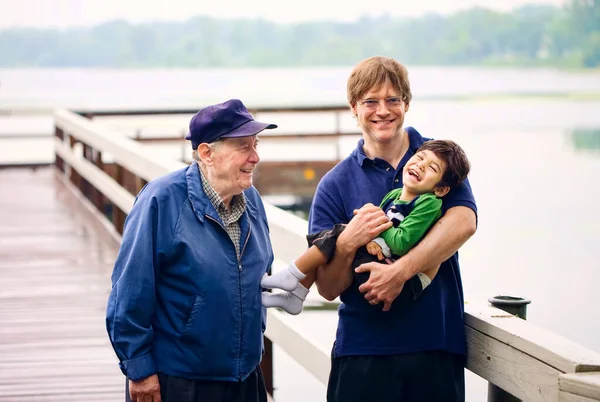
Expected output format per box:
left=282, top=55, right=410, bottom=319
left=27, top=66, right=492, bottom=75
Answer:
left=441, top=177, right=477, bottom=218
left=379, top=193, right=442, bottom=257
left=105, top=188, right=162, bottom=381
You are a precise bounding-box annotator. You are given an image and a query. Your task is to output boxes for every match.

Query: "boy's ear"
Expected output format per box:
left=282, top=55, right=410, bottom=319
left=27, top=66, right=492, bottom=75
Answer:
left=433, top=185, right=450, bottom=198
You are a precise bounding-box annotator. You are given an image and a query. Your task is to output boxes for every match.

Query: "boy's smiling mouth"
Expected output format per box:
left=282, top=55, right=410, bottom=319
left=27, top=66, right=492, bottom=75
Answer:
left=408, top=169, right=421, bottom=181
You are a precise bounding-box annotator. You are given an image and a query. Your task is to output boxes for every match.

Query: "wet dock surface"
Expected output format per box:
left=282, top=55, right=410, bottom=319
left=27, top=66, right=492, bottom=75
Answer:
left=0, top=167, right=123, bottom=401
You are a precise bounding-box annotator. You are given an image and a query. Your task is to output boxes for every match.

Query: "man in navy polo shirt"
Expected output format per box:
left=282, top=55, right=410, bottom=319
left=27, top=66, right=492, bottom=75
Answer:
left=308, top=57, right=477, bottom=401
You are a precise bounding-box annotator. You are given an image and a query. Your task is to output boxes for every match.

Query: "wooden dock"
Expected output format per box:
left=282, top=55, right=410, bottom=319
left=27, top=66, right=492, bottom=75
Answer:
left=0, top=167, right=123, bottom=401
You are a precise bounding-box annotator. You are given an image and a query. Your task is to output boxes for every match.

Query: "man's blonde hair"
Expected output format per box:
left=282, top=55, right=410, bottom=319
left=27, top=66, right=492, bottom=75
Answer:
left=347, top=56, right=412, bottom=108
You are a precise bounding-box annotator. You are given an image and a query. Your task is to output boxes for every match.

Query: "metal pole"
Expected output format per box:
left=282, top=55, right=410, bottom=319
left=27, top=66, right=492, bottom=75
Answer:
left=486, top=295, right=531, bottom=402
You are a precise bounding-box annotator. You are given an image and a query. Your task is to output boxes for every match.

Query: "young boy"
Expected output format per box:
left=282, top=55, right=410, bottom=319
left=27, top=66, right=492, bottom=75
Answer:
left=261, top=139, right=471, bottom=315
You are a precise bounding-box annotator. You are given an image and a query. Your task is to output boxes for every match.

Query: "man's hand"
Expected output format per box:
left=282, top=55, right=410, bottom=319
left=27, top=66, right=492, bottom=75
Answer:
left=314, top=203, right=392, bottom=301
left=355, top=261, right=407, bottom=312
left=129, top=374, right=161, bottom=402
left=366, top=241, right=384, bottom=261
left=338, top=203, right=392, bottom=252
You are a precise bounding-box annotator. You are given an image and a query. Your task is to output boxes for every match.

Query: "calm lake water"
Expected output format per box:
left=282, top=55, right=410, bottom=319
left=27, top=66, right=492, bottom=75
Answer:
left=1, top=67, right=600, bottom=401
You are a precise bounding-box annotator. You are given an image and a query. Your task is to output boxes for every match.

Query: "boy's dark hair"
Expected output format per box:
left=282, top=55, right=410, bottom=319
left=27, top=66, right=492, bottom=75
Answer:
left=416, top=140, right=471, bottom=189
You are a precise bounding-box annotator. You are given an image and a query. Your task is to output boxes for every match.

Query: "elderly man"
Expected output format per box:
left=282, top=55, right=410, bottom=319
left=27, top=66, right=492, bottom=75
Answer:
left=106, top=99, right=277, bottom=402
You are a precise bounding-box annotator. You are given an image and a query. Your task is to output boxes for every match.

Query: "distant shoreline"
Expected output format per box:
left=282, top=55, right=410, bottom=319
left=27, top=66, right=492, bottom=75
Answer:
left=2, top=92, right=600, bottom=116
left=415, top=92, right=600, bottom=102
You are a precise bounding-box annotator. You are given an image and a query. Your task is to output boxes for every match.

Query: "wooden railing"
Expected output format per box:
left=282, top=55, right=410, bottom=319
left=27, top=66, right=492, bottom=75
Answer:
left=1, top=104, right=359, bottom=167
left=54, top=108, right=600, bottom=401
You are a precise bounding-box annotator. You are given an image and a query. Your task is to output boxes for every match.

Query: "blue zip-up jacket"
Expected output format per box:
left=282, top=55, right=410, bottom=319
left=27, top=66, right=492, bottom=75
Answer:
left=106, top=162, right=274, bottom=382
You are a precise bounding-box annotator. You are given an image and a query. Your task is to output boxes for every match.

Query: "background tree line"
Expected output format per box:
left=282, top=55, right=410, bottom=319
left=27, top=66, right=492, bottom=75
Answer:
left=1, top=0, right=598, bottom=68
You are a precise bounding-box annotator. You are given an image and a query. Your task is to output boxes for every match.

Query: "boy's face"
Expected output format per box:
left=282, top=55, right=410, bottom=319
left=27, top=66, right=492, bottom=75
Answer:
left=402, top=150, right=449, bottom=197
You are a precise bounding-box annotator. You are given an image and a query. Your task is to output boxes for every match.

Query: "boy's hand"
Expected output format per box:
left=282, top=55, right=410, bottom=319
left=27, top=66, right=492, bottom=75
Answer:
left=366, top=241, right=384, bottom=260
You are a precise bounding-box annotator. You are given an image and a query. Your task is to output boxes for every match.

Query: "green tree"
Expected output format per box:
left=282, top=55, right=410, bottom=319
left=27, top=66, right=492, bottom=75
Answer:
left=0, top=4, right=597, bottom=68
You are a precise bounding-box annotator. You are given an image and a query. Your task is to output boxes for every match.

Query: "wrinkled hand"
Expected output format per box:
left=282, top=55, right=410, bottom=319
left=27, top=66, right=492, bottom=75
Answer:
left=366, top=241, right=384, bottom=261
left=338, top=203, right=392, bottom=252
left=129, top=374, right=161, bottom=402
left=355, top=261, right=406, bottom=312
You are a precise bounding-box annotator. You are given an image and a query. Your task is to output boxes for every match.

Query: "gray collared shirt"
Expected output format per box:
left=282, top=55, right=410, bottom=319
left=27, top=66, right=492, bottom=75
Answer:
left=199, top=166, right=246, bottom=260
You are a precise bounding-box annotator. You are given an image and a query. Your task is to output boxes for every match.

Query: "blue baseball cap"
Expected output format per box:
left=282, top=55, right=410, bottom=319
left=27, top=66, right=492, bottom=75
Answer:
left=186, top=99, right=277, bottom=149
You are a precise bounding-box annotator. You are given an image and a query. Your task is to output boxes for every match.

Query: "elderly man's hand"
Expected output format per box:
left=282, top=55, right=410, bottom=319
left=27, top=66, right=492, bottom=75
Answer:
left=129, top=374, right=161, bottom=402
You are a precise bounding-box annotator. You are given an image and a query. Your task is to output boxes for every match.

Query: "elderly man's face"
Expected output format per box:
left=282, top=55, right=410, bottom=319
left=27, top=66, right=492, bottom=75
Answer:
left=210, top=135, right=260, bottom=199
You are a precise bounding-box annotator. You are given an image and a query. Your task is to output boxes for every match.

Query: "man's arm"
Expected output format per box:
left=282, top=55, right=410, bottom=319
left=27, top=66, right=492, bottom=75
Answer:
left=357, top=206, right=477, bottom=310
left=106, top=191, right=162, bottom=382
left=314, top=203, right=392, bottom=300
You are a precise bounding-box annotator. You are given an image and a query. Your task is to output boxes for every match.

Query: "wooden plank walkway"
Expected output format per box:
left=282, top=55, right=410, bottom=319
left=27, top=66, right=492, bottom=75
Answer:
left=0, top=167, right=124, bottom=401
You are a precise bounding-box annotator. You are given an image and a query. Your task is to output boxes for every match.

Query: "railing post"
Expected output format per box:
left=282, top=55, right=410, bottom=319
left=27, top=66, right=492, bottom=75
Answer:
left=82, top=142, right=93, bottom=200
left=487, top=296, right=532, bottom=402
left=112, top=164, right=126, bottom=234
left=54, top=126, right=64, bottom=172
left=261, top=336, right=274, bottom=398
left=69, top=136, right=82, bottom=191
left=135, top=176, right=147, bottom=195
left=93, top=150, right=105, bottom=213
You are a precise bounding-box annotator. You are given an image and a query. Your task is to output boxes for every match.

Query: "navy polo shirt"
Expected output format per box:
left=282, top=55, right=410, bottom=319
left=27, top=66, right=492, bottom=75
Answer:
left=308, top=127, right=477, bottom=357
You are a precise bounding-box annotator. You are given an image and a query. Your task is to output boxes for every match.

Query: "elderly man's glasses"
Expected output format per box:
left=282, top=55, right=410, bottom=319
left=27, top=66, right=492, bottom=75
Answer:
left=359, top=96, right=405, bottom=110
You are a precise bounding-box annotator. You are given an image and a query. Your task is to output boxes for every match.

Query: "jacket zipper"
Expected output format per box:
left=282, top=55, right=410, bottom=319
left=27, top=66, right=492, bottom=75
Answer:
left=205, top=214, right=252, bottom=380
left=239, top=225, right=251, bottom=265
left=237, top=225, right=251, bottom=378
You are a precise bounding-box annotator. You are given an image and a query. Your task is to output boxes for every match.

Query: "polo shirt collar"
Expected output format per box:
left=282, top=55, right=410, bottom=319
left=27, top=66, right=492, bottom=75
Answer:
left=352, top=126, right=427, bottom=167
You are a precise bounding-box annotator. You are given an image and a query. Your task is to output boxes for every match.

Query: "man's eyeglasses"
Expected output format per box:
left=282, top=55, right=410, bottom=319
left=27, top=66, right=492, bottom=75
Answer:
left=359, top=96, right=405, bottom=110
